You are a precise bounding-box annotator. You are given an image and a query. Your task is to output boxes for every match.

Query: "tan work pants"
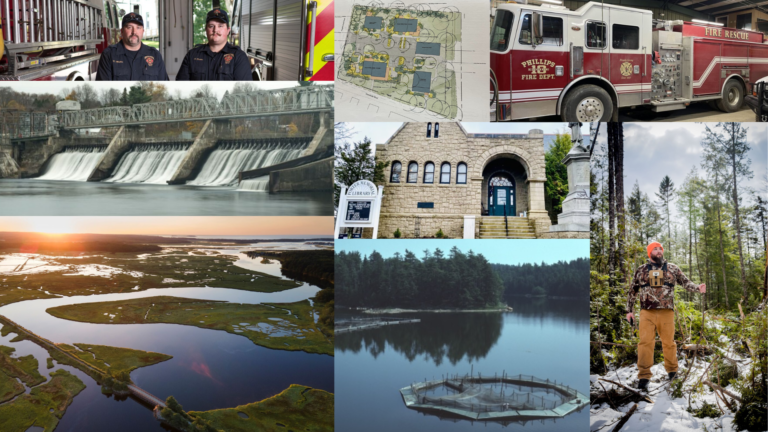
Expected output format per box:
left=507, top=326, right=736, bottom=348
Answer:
left=637, top=308, right=677, bottom=380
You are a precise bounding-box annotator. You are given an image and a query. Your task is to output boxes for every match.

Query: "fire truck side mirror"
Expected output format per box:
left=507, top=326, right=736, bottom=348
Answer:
left=532, top=12, right=543, bottom=45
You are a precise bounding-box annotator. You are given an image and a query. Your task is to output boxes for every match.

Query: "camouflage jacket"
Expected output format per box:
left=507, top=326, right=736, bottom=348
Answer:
left=626, top=259, right=699, bottom=314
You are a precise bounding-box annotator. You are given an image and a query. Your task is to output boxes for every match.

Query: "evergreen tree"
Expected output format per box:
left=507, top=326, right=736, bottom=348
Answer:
left=334, top=135, right=389, bottom=209
left=655, top=175, right=676, bottom=255
left=544, top=132, right=572, bottom=214
left=127, top=84, right=152, bottom=105
left=705, top=122, right=753, bottom=299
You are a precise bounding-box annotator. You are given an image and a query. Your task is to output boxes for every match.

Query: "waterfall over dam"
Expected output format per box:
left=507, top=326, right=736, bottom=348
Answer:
left=238, top=176, right=270, bottom=192
left=37, top=146, right=106, bottom=181
left=189, top=138, right=309, bottom=187
left=106, top=142, right=191, bottom=184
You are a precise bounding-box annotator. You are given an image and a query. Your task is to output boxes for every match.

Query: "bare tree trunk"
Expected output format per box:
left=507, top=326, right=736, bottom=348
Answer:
left=715, top=171, right=730, bottom=308
left=730, top=124, right=748, bottom=300
left=608, top=124, right=616, bottom=288
left=689, top=198, right=694, bottom=302
left=616, top=123, right=625, bottom=285
left=703, top=223, right=711, bottom=310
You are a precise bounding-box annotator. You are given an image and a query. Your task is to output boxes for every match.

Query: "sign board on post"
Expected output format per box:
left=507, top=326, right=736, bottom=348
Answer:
left=335, top=180, right=384, bottom=239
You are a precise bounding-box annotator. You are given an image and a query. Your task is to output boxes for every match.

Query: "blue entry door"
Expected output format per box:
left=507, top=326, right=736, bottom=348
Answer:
left=490, top=186, right=515, bottom=216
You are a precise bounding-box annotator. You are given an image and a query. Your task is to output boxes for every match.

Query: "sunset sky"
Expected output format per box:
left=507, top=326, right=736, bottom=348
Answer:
left=0, top=217, right=332, bottom=236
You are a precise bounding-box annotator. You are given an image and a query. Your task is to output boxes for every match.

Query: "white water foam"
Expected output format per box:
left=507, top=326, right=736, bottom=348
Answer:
left=189, top=140, right=306, bottom=186
left=106, top=143, right=189, bottom=184
left=37, top=147, right=105, bottom=181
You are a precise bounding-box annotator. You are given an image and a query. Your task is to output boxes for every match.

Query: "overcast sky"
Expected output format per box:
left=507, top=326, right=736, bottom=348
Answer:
left=336, top=239, right=589, bottom=265
left=593, top=123, right=767, bottom=220
left=338, top=122, right=592, bottom=147
left=0, top=82, right=302, bottom=100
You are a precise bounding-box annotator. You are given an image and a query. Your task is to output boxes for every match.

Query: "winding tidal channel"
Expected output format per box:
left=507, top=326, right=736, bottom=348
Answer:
left=0, top=244, right=334, bottom=432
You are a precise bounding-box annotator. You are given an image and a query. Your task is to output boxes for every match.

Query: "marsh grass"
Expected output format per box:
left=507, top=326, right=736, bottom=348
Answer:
left=189, top=384, right=333, bottom=432
left=48, top=296, right=334, bottom=355
left=0, top=369, right=85, bottom=432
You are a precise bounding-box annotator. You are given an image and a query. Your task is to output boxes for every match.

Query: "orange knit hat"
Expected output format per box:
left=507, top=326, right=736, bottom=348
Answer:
left=647, top=242, right=663, bottom=259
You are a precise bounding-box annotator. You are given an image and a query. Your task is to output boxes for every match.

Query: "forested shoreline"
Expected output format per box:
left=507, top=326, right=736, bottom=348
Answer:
left=493, top=258, right=589, bottom=300
left=336, top=248, right=587, bottom=309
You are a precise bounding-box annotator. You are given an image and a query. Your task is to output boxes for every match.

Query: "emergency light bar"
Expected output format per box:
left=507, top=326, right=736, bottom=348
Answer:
left=692, top=19, right=724, bottom=26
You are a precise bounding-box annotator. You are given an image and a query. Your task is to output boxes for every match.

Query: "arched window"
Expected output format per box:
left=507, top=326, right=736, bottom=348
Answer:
left=407, top=162, right=418, bottom=183
left=391, top=161, right=402, bottom=183
left=434, top=123, right=440, bottom=138
left=423, top=162, right=435, bottom=184
left=440, top=162, right=451, bottom=184
left=457, top=162, right=467, bottom=184
left=426, top=123, right=432, bottom=138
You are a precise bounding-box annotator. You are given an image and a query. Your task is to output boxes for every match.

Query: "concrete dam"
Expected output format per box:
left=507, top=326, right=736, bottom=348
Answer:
left=0, top=85, right=334, bottom=194
left=35, top=137, right=312, bottom=190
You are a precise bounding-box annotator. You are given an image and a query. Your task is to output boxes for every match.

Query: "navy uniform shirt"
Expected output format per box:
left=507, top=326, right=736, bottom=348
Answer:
left=176, top=42, right=252, bottom=81
left=96, top=42, right=169, bottom=81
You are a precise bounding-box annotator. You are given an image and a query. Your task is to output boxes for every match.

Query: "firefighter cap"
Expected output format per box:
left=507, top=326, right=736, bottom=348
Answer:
left=647, top=242, right=663, bottom=259
left=122, top=12, right=144, bottom=28
left=206, top=8, right=229, bottom=26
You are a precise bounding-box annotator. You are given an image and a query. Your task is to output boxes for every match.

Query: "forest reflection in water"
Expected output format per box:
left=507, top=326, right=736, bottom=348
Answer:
left=336, top=295, right=587, bottom=366
left=335, top=312, right=503, bottom=365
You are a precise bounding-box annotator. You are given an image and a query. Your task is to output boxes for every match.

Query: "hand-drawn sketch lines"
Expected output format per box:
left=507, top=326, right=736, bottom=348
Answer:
left=335, top=0, right=488, bottom=122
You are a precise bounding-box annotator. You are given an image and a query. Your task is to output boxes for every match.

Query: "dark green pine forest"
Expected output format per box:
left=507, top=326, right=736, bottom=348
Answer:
left=336, top=247, right=587, bottom=308
left=493, top=258, right=590, bottom=301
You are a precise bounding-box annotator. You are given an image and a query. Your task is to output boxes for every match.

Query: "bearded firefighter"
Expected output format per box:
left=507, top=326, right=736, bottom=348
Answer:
left=626, top=242, right=706, bottom=391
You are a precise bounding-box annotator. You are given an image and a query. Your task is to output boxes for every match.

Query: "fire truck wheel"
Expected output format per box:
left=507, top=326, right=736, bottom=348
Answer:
left=716, top=80, right=744, bottom=113
left=561, top=85, right=613, bottom=122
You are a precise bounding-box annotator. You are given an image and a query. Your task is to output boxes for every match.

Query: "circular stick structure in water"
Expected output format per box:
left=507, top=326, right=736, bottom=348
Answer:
left=400, top=374, right=588, bottom=424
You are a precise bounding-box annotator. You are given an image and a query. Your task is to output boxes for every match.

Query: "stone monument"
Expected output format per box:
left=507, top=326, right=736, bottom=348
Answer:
left=550, top=123, right=590, bottom=233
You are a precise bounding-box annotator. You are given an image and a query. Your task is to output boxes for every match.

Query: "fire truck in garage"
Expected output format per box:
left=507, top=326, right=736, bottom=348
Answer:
left=490, top=1, right=768, bottom=121
left=0, top=0, right=331, bottom=80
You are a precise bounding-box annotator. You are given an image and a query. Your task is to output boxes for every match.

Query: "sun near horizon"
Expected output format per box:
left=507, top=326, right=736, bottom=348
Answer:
left=0, top=216, right=333, bottom=236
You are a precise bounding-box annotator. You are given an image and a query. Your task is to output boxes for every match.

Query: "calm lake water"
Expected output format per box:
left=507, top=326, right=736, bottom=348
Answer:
left=0, top=252, right=333, bottom=432
left=0, top=180, right=332, bottom=216
left=335, top=297, right=589, bottom=432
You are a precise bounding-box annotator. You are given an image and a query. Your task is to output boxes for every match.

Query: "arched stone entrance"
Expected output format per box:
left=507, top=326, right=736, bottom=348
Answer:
left=482, top=158, right=526, bottom=217
left=472, top=145, right=551, bottom=236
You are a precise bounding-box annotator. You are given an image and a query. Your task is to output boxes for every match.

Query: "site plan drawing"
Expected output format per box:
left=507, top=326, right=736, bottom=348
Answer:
left=335, top=0, right=488, bottom=122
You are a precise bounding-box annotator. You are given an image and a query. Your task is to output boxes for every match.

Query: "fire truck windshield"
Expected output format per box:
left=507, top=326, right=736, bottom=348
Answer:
left=519, top=14, right=564, bottom=46
left=491, top=10, right=514, bottom=52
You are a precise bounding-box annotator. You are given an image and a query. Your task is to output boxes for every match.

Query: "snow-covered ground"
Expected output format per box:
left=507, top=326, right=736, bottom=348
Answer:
left=590, top=351, right=752, bottom=432
left=0, top=253, right=143, bottom=278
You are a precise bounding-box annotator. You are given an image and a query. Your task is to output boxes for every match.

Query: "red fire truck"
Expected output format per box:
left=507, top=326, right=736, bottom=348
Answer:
left=490, top=1, right=768, bottom=121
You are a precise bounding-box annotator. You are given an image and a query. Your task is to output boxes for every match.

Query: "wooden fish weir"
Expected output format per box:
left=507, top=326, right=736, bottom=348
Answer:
left=335, top=318, right=421, bottom=334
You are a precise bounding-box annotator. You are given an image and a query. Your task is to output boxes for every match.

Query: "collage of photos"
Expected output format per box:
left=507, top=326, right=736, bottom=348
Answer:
left=0, top=0, right=764, bottom=431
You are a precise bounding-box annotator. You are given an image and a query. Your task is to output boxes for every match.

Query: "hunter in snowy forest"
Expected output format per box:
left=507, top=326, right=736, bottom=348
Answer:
left=590, top=122, right=767, bottom=432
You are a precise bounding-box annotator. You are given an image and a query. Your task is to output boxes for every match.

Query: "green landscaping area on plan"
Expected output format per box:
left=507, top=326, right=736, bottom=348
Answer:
left=0, top=250, right=301, bottom=307
left=189, top=384, right=334, bottom=432
left=47, top=296, right=334, bottom=356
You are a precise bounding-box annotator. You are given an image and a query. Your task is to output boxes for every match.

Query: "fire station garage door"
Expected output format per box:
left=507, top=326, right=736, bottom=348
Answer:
left=243, top=0, right=303, bottom=81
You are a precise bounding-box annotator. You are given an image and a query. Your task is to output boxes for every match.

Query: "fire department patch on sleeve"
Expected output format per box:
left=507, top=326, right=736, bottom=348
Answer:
left=223, top=54, right=234, bottom=64
left=145, top=56, right=155, bottom=67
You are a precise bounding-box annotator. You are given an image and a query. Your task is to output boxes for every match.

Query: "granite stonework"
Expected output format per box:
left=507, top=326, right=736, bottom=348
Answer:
left=375, top=123, right=552, bottom=238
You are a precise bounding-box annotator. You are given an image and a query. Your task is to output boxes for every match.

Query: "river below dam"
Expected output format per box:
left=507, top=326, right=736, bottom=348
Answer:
left=0, top=246, right=333, bottom=432
left=0, top=179, right=332, bottom=216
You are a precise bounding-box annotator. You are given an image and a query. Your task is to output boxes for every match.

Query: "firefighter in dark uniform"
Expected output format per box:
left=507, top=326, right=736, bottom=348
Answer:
left=96, top=13, right=169, bottom=81
left=176, top=8, right=252, bottom=81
